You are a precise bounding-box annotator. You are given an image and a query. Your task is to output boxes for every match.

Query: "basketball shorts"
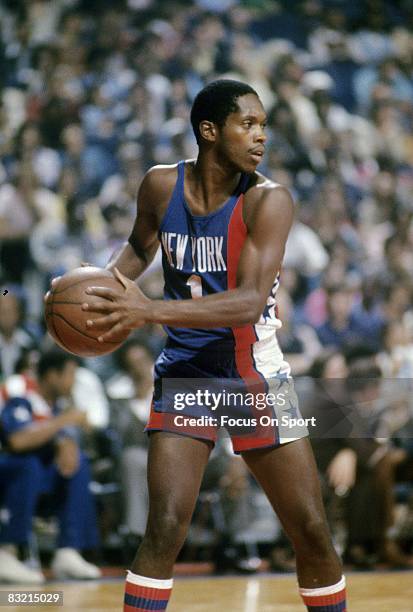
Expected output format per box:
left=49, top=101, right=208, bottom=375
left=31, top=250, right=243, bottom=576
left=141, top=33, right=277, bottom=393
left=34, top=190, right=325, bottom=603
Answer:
left=146, top=339, right=309, bottom=453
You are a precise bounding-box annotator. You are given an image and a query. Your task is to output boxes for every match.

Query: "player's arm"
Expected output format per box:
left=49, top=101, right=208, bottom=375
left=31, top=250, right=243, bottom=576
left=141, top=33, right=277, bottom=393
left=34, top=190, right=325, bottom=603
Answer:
left=105, top=169, right=162, bottom=280
left=84, top=186, right=294, bottom=339
left=149, top=185, right=294, bottom=327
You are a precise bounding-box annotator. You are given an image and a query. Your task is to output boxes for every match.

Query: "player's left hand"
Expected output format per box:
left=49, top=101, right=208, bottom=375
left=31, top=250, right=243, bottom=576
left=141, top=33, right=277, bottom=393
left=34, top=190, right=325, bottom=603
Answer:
left=82, top=267, right=150, bottom=341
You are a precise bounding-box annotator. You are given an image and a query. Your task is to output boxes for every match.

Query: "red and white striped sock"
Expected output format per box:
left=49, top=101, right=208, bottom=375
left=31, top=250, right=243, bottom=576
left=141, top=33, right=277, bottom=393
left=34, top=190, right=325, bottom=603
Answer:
left=299, top=575, right=347, bottom=611
left=124, top=570, right=173, bottom=611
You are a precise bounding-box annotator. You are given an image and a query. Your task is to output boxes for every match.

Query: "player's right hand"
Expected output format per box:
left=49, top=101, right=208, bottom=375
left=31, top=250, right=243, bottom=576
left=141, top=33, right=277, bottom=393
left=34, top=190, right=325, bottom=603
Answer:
left=83, top=267, right=150, bottom=341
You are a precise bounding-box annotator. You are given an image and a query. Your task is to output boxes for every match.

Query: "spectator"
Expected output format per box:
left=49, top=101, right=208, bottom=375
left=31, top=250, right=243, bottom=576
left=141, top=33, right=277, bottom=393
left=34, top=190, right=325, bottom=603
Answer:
left=276, top=286, right=322, bottom=375
left=316, top=285, right=360, bottom=350
left=12, top=120, right=62, bottom=189
left=0, top=163, right=61, bottom=282
left=0, top=289, right=37, bottom=380
left=0, top=348, right=101, bottom=583
left=310, top=352, right=413, bottom=568
left=60, top=124, right=118, bottom=200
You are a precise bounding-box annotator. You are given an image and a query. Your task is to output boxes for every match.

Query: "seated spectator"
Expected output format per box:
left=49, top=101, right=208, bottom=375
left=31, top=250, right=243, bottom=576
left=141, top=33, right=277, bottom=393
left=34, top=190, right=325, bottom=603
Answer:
left=0, top=349, right=101, bottom=583
left=12, top=121, right=62, bottom=189
left=309, top=351, right=413, bottom=568
left=0, top=288, right=37, bottom=381
left=315, top=279, right=385, bottom=352
left=350, top=277, right=386, bottom=353
left=0, top=163, right=62, bottom=282
left=197, top=434, right=273, bottom=574
left=378, top=319, right=413, bottom=378
left=316, top=284, right=360, bottom=350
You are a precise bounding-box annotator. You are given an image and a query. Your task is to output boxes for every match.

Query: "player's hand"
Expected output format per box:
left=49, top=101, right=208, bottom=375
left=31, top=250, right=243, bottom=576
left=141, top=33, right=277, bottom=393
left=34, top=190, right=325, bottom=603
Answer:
left=55, top=437, right=80, bottom=477
left=82, top=267, right=150, bottom=341
left=327, top=448, right=357, bottom=496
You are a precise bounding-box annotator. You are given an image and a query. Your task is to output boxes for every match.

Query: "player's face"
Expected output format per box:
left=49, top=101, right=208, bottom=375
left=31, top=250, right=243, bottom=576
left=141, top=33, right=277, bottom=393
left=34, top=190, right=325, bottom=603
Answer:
left=218, top=94, right=267, bottom=172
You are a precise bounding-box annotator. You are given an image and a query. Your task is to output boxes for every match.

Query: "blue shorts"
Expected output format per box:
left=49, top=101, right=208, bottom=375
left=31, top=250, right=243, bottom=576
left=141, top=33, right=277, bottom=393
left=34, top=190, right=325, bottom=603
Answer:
left=146, top=341, right=308, bottom=454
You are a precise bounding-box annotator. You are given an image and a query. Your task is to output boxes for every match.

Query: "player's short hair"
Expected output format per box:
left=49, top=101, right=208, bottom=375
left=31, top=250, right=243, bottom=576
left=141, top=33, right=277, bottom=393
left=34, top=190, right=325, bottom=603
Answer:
left=37, top=348, right=78, bottom=379
left=190, top=79, right=258, bottom=144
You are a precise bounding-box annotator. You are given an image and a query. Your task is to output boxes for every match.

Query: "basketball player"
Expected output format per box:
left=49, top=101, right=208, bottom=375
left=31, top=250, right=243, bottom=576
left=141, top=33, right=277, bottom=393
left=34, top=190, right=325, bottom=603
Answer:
left=80, top=80, right=347, bottom=611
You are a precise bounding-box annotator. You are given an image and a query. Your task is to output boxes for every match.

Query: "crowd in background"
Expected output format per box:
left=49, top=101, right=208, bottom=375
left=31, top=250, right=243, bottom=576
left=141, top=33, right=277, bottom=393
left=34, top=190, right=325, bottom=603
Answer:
left=1, top=0, right=413, bottom=576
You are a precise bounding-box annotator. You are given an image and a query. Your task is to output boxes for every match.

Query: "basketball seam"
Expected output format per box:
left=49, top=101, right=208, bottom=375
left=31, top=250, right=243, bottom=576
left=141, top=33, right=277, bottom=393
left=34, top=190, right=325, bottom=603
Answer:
left=52, top=274, right=116, bottom=295
left=50, top=312, right=122, bottom=344
left=49, top=300, right=94, bottom=305
left=46, top=298, right=72, bottom=352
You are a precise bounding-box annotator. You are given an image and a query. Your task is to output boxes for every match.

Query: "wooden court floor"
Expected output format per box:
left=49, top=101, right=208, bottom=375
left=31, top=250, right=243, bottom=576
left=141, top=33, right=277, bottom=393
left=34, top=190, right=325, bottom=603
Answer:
left=3, top=572, right=413, bottom=612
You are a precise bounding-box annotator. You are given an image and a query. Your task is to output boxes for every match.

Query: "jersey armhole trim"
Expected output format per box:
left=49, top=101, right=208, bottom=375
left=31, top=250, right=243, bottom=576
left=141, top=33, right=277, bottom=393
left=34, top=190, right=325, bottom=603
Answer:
left=157, top=161, right=184, bottom=236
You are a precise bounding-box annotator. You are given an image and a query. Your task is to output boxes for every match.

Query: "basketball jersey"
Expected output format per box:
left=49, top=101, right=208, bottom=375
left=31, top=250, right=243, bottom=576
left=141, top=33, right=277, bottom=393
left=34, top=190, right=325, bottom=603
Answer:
left=159, top=160, right=284, bottom=367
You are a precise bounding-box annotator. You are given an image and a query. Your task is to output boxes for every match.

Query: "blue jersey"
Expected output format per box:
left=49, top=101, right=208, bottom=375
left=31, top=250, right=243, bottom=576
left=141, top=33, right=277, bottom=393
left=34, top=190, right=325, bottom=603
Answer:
left=146, top=162, right=304, bottom=453
left=158, top=160, right=283, bottom=360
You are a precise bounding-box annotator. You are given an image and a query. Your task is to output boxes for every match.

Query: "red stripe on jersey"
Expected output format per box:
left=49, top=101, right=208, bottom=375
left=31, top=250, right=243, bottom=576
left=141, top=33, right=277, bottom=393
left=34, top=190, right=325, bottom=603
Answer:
left=227, top=195, right=276, bottom=449
left=227, top=194, right=256, bottom=355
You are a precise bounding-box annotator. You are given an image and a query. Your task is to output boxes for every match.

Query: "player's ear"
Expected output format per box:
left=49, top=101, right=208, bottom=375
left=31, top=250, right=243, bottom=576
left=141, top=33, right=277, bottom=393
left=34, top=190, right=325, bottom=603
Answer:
left=199, top=120, right=216, bottom=143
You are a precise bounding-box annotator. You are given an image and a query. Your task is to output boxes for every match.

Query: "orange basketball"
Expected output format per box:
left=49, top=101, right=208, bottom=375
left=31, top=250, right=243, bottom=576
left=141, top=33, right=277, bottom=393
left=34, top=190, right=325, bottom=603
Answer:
left=44, top=267, right=130, bottom=357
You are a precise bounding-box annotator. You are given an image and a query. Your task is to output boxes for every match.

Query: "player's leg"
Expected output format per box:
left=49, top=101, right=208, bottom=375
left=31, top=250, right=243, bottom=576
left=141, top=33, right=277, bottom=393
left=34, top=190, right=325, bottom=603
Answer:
left=242, top=438, right=346, bottom=611
left=124, top=432, right=213, bottom=612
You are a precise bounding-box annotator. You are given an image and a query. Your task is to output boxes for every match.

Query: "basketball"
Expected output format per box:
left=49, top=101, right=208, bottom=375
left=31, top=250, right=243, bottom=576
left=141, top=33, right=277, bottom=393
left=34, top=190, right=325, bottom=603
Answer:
left=44, top=267, right=130, bottom=357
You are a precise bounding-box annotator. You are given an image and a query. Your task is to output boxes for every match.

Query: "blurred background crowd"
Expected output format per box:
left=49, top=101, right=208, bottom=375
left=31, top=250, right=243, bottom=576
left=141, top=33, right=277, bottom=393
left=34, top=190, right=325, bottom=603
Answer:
left=1, top=0, right=413, bottom=581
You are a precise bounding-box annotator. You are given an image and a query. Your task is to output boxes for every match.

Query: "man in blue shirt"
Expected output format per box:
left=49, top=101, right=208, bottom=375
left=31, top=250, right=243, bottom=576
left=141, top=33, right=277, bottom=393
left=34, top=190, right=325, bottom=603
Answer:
left=0, top=349, right=101, bottom=583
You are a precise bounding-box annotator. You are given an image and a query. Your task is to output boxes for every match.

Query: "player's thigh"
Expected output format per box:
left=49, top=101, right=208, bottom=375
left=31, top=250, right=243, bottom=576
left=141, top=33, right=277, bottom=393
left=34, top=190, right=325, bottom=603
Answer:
left=241, top=437, right=326, bottom=533
left=147, top=432, right=213, bottom=521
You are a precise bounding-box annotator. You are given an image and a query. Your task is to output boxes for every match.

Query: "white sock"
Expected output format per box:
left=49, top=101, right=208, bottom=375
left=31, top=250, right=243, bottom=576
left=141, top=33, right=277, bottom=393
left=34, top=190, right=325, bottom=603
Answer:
left=299, top=575, right=346, bottom=597
left=126, top=570, right=173, bottom=589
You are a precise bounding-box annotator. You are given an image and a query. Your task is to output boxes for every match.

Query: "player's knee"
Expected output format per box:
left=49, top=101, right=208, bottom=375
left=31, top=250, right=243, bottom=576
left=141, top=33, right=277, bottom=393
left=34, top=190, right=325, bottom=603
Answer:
left=146, top=507, right=190, bottom=553
left=292, top=516, right=332, bottom=553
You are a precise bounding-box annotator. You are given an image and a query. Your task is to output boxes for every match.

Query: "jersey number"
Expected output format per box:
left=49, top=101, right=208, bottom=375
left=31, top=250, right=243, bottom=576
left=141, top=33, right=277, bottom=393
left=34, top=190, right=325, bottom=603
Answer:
left=186, top=274, right=202, bottom=299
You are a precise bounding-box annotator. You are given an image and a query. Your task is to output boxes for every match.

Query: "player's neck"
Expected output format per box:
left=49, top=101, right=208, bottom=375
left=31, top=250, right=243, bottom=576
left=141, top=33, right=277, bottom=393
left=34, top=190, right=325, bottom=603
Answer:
left=191, top=153, right=241, bottom=207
